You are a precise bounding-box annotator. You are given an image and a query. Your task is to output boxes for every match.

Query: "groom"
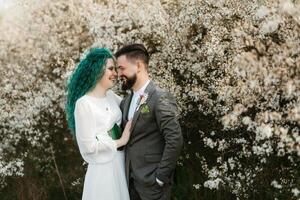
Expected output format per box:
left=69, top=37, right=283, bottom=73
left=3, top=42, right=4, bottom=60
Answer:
left=116, top=44, right=183, bottom=200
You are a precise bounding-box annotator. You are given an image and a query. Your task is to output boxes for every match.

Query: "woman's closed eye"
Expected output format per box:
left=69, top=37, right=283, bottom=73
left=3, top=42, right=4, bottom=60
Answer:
left=108, top=66, right=116, bottom=71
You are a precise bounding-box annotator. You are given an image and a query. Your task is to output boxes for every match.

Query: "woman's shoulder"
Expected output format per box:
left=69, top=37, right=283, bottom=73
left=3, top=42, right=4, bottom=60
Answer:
left=106, top=89, right=117, bottom=96
left=107, top=90, right=122, bottom=99
left=76, top=95, right=88, bottom=103
left=75, top=95, right=91, bottom=108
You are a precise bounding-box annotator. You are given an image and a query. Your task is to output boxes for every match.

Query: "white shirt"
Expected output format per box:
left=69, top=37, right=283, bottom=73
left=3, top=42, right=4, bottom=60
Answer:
left=127, top=80, right=150, bottom=120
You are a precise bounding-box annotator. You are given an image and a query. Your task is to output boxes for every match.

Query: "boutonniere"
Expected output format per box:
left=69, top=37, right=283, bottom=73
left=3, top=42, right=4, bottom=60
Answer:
left=140, top=104, right=150, bottom=114
left=136, top=93, right=149, bottom=111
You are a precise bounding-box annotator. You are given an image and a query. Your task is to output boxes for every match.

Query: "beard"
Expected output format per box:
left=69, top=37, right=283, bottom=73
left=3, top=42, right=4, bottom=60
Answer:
left=121, top=73, right=137, bottom=91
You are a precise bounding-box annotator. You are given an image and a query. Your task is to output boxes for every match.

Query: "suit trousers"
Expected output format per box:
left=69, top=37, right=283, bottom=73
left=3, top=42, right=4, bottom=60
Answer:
left=129, top=177, right=171, bottom=200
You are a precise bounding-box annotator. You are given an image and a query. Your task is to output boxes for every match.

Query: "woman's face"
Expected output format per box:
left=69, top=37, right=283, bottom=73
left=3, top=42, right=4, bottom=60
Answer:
left=99, top=58, right=117, bottom=89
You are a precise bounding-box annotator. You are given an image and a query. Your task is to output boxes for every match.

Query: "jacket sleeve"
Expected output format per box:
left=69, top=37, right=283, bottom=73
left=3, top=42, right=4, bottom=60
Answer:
left=74, top=100, right=117, bottom=162
left=154, top=92, right=183, bottom=184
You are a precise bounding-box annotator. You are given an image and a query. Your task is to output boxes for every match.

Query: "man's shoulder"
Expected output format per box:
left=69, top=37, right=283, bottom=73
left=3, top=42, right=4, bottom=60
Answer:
left=153, top=84, right=174, bottom=100
left=151, top=84, right=178, bottom=114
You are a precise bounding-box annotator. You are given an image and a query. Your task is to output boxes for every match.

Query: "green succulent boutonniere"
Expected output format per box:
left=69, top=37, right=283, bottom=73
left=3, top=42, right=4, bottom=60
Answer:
left=136, top=93, right=150, bottom=114
left=141, top=104, right=150, bottom=114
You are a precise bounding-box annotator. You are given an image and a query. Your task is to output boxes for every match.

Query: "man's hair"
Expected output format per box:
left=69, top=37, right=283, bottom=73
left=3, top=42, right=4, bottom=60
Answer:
left=115, top=43, right=150, bottom=66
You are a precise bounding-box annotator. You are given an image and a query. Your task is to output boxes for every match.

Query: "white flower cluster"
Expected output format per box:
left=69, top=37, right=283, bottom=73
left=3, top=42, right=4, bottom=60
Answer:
left=0, top=0, right=299, bottom=199
left=203, top=167, right=224, bottom=190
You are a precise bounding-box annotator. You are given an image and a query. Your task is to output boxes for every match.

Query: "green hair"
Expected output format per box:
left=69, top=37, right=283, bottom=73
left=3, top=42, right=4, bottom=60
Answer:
left=66, top=47, right=114, bottom=135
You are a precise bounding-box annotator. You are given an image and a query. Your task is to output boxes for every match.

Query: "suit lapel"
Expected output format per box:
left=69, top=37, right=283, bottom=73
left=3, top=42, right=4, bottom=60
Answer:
left=130, top=81, right=156, bottom=132
left=123, top=91, right=133, bottom=123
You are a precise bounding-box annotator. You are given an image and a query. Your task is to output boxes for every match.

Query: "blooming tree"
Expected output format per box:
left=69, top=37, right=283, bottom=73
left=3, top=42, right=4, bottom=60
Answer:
left=0, top=0, right=299, bottom=199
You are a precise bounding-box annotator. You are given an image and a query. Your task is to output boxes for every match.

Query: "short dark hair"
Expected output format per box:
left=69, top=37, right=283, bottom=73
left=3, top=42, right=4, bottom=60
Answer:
left=115, top=43, right=150, bottom=66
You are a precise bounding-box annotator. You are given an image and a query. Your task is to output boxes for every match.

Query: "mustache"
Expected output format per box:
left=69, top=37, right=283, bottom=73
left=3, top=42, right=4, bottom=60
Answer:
left=120, top=73, right=137, bottom=90
left=120, top=76, right=128, bottom=81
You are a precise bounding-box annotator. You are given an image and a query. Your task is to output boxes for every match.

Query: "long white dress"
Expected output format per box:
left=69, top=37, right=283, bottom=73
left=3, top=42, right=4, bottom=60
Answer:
left=74, top=90, right=130, bottom=200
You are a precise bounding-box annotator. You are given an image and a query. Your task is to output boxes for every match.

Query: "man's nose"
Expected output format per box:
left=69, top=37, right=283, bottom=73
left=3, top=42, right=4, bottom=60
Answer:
left=112, top=69, right=117, bottom=76
left=117, top=70, right=122, bottom=77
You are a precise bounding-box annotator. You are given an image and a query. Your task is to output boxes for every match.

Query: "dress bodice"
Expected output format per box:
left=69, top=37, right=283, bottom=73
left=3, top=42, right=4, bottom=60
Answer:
left=83, top=91, right=122, bottom=134
left=74, top=90, right=122, bottom=164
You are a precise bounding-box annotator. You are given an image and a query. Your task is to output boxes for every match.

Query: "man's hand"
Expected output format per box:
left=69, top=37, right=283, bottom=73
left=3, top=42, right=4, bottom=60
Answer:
left=156, top=177, right=164, bottom=186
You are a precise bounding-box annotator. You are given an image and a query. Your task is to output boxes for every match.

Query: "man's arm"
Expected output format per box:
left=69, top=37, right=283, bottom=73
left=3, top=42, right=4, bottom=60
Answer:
left=154, top=91, right=183, bottom=184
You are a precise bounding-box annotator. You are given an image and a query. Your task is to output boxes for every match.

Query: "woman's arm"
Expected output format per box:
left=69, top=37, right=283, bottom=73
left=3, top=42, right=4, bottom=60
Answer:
left=115, top=120, right=132, bottom=148
left=75, top=99, right=131, bottom=154
left=75, top=100, right=117, bottom=154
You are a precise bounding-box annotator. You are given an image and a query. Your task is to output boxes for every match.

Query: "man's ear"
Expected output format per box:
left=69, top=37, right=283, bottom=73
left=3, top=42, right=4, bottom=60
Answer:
left=136, top=61, right=143, bottom=73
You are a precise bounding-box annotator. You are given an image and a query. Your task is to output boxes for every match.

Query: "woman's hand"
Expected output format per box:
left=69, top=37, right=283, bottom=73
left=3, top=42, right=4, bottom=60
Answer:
left=116, top=120, right=132, bottom=148
left=122, top=120, right=132, bottom=144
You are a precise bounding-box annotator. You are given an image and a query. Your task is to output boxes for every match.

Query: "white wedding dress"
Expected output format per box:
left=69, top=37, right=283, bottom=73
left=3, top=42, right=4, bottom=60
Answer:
left=74, top=90, right=130, bottom=200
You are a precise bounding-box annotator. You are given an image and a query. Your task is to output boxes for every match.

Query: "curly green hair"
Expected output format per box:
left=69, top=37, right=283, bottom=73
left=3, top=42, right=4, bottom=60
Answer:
left=66, top=47, right=114, bottom=135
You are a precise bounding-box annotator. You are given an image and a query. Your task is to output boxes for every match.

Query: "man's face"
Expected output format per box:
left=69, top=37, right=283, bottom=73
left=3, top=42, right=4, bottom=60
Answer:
left=117, top=55, right=138, bottom=90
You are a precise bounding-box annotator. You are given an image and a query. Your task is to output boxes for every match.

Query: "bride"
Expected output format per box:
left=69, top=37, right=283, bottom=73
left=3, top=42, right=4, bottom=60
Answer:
left=66, top=47, right=131, bottom=200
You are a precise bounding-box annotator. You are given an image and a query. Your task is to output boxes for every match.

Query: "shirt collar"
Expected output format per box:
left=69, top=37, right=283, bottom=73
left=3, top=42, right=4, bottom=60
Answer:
left=133, top=80, right=150, bottom=96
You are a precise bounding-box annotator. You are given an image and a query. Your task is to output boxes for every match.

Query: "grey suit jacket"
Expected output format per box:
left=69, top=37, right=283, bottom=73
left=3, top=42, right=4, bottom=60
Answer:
left=120, top=81, right=183, bottom=187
